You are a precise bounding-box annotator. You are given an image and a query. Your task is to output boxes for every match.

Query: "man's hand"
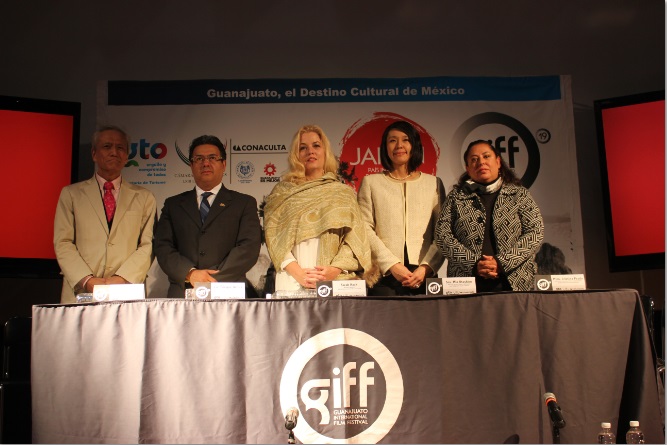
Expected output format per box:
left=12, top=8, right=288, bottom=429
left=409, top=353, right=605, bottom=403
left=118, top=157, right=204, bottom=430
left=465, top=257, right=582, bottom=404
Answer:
left=187, top=269, right=219, bottom=283
left=106, top=275, right=129, bottom=285
left=84, top=277, right=106, bottom=292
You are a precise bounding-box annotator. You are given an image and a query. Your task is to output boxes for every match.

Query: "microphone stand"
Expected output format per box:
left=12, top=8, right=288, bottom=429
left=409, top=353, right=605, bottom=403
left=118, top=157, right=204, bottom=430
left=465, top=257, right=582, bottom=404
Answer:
left=551, top=423, right=561, bottom=444
left=284, top=407, right=299, bottom=444
left=285, top=418, right=296, bottom=444
left=544, top=394, right=565, bottom=444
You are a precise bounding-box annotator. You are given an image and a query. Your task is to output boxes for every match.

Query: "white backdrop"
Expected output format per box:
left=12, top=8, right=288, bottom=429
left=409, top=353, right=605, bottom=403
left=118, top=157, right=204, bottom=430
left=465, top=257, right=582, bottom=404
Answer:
left=98, top=75, right=582, bottom=296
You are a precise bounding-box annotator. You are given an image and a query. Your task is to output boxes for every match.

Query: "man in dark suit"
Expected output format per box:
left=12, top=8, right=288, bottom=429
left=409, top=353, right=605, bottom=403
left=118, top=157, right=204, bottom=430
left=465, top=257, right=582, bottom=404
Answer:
left=154, top=135, right=261, bottom=298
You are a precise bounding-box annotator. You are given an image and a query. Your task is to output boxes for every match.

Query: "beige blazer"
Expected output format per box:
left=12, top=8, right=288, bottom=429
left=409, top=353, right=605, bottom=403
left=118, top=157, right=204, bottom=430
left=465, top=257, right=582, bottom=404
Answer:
left=54, top=177, right=157, bottom=303
left=357, top=172, right=446, bottom=275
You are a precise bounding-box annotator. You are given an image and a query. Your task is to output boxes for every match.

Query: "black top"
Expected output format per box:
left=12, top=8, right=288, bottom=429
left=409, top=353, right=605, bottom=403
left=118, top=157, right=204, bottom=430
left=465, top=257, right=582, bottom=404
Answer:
left=476, top=191, right=510, bottom=292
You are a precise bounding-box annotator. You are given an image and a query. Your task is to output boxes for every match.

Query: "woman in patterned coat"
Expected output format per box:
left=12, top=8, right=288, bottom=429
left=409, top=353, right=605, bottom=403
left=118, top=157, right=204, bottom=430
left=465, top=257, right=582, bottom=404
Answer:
left=435, top=140, right=544, bottom=292
left=264, top=124, right=377, bottom=294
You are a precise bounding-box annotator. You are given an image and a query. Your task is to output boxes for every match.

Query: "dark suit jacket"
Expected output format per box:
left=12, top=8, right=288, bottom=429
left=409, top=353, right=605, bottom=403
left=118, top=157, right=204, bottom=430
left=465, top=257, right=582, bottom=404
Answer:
left=154, top=185, right=261, bottom=298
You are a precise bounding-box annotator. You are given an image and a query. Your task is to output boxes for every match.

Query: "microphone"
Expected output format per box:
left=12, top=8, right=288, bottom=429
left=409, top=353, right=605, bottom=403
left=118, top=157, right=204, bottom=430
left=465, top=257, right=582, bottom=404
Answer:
left=543, top=392, right=566, bottom=429
left=285, top=407, right=299, bottom=431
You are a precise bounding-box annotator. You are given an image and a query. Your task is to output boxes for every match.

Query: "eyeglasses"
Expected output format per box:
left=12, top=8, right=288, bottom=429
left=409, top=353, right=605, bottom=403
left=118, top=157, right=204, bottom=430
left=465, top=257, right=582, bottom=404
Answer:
left=191, top=155, right=224, bottom=164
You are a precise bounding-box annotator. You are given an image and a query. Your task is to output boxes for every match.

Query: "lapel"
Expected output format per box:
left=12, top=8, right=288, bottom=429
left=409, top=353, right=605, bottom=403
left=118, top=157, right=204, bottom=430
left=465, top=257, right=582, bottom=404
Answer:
left=110, top=181, right=137, bottom=237
left=82, top=177, right=110, bottom=235
left=203, top=186, right=232, bottom=228
left=179, top=189, right=202, bottom=227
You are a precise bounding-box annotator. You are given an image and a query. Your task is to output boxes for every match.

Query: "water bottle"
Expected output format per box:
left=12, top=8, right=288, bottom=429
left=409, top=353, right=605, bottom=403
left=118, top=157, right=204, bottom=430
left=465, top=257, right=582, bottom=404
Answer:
left=625, top=420, right=645, bottom=444
left=597, top=422, right=615, bottom=444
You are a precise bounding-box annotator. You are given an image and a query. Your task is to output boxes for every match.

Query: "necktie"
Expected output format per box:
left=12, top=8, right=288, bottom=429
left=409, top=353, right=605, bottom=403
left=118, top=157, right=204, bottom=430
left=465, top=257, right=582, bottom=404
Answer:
left=200, top=192, right=213, bottom=223
left=103, top=181, right=116, bottom=224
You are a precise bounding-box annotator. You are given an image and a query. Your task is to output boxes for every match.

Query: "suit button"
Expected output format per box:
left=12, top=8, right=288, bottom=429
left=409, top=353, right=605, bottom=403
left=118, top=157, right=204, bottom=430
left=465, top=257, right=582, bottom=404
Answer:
left=475, top=237, right=482, bottom=245
left=477, top=217, right=484, bottom=223
left=200, top=251, right=205, bottom=256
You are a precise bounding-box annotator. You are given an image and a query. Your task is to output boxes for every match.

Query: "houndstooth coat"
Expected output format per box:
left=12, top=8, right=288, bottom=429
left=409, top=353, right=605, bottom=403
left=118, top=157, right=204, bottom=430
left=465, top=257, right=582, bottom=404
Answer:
left=435, top=183, right=544, bottom=291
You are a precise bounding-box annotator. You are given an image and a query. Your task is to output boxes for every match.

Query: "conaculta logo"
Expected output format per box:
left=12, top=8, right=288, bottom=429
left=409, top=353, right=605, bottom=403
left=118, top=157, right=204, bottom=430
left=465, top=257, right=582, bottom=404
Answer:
left=280, top=328, right=403, bottom=444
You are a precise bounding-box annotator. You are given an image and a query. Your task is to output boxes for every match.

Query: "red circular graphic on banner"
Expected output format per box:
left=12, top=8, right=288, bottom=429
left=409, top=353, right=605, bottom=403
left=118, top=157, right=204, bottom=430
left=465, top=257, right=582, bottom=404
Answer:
left=338, top=112, right=440, bottom=191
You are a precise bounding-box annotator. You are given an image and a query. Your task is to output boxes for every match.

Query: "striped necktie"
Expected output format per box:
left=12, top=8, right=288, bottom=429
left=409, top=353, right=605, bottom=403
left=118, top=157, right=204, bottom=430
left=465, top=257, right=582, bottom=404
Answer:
left=200, top=192, right=213, bottom=223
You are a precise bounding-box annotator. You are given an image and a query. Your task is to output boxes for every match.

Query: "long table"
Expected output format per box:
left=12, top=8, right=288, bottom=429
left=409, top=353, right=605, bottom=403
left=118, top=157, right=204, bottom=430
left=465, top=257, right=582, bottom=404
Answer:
left=31, top=289, right=664, bottom=443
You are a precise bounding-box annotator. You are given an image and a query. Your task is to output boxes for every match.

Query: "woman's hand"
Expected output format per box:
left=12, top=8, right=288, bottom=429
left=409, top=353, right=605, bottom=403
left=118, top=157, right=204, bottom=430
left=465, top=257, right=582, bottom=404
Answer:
left=391, top=263, right=431, bottom=289
left=285, top=263, right=342, bottom=288
left=302, top=266, right=342, bottom=288
left=390, top=263, right=413, bottom=283
left=399, top=264, right=432, bottom=289
left=476, top=255, right=499, bottom=279
left=284, top=262, right=310, bottom=288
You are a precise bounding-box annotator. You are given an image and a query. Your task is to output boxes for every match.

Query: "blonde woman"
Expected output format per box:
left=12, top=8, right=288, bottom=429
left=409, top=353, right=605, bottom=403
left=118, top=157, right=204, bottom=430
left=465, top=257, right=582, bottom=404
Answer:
left=264, top=124, right=377, bottom=294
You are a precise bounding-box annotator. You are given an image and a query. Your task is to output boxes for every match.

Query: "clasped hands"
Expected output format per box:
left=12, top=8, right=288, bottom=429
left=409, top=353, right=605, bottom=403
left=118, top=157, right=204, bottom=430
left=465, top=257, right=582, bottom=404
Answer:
left=390, top=263, right=430, bottom=289
left=286, top=263, right=342, bottom=288
left=84, top=275, right=129, bottom=292
left=186, top=269, right=220, bottom=284
left=476, top=255, right=499, bottom=279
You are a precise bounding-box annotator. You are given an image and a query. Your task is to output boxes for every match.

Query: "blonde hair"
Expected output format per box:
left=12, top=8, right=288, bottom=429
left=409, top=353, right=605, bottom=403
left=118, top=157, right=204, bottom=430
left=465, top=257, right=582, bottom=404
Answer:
left=282, top=124, right=339, bottom=184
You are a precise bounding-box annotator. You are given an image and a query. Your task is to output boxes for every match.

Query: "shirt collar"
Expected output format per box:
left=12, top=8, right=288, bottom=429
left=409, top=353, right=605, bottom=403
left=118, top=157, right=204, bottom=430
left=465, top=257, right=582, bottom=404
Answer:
left=195, top=182, right=222, bottom=197
left=95, top=173, right=122, bottom=191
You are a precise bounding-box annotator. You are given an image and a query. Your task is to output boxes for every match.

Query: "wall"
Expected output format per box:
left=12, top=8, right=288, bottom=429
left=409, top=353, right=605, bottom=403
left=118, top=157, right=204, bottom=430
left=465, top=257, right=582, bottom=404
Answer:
left=0, top=1, right=663, bottom=327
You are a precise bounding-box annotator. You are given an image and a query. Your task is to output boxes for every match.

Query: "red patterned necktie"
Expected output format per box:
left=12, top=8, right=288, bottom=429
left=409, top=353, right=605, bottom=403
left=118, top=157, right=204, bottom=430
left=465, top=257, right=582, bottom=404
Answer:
left=103, top=181, right=116, bottom=223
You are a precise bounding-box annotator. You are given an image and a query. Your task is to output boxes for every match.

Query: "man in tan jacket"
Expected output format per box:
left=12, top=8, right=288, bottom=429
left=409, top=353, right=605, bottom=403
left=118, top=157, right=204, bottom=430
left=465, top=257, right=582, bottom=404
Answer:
left=54, top=125, right=156, bottom=303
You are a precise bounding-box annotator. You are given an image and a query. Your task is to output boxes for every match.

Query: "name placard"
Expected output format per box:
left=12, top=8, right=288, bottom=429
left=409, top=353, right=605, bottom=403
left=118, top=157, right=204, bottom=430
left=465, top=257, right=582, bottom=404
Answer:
left=534, top=274, right=586, bottom=291
left=317, top=280, right=367, bottom=297
left=426, top=277, right=477, bottom=296
left=187, top=282, right=246, bottom=300
left=92, top=284, right=145, bottom=302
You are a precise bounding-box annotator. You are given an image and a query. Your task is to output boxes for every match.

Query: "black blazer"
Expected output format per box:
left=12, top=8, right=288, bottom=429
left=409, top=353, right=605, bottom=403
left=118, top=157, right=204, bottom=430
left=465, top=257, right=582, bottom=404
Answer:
left=154, top=185, right=262, bottom=298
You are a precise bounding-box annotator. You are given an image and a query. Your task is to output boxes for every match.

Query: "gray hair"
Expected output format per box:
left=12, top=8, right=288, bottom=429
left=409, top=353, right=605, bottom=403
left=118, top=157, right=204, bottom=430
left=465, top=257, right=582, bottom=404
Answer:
left=92, top=125, right=130, bottom=148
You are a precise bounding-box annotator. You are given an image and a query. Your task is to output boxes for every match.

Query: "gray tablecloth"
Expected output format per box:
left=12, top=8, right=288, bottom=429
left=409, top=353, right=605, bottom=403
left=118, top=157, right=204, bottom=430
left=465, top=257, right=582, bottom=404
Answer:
left=31, top=289, right=665, bottom=443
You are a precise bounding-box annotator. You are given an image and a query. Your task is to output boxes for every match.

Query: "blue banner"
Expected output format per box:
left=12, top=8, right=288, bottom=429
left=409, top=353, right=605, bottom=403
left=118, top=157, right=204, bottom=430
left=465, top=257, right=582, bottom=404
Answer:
left=108, top=76, right=562, bottom=105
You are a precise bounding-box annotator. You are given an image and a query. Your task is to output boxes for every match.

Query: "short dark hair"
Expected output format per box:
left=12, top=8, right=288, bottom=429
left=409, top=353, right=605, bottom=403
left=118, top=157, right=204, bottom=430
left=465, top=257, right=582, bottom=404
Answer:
left=379, top=120, right=424, bottom=173
left=189, top=135, right=226, bottom=160
left=458, top=139, right=521, bottom=186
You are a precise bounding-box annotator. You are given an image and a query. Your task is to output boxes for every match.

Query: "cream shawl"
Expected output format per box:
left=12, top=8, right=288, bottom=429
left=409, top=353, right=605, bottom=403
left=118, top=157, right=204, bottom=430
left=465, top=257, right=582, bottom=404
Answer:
left=264, top=173, right=378, bottom=285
